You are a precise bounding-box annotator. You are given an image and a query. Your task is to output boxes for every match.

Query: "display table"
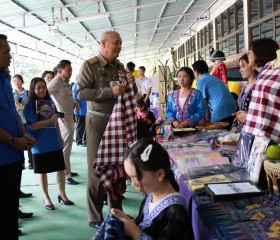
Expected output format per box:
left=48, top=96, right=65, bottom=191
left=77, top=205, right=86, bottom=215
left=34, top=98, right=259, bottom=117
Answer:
left=160, top=131, right=278, bottom=240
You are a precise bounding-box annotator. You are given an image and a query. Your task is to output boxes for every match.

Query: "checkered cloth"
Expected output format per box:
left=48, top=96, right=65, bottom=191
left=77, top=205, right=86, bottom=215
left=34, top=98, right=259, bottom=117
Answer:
left=94, top=82, right=137, bottom=202
left=244, top=60, right=280, bottom=143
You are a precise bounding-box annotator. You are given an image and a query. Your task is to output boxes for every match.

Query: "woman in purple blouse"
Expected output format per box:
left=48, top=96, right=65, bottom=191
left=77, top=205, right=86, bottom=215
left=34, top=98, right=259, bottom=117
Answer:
left=231, top=53, right=258, bottom=133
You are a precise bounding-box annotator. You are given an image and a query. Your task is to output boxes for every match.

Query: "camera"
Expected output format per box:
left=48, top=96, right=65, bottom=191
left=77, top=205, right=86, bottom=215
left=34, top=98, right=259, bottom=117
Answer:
left=17, top=97, right=23, bottom=103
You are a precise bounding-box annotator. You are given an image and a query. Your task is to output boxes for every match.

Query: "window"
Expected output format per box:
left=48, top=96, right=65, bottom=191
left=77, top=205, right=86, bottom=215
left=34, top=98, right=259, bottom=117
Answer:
left=229, top=35, right=237, bottom=55
left=222, top=12, right=228, bottom=36
left=201, top=29, right=204, bottom=48
left=238, top=32, right=244, bottom=53
left=205, top=26, right=209, bottom=45
left=209, top=22, right=213, bottom=44
left=251, top=25, right=260, bottom=40
left=222, top=40, right=229, bottom=56
left=197, top=32, right=200, bottom=49
left=277, top=0, right=280, bottom=10
left=262, top=0, right=273, bottom=16
left=237, top=0, right=244, bottom=28
left=276, top=16, right=280, bottom=42
left=250, top=0, right=259, bottom=23
left=229, top=6, right=235, bottom=33
left=260, top=19, right=273, bottom=38
left=216, top=16, right=222, bottom=39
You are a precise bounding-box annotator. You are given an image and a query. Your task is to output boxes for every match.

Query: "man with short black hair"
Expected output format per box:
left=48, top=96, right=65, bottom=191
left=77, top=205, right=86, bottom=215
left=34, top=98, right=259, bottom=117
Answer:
left=136, top=66, right=152, bottom=109
left=48, top=60, right=80, bottom=185
left=192, top=60, right=237, bottom=124
left=0, top=34, right=36, bottom=239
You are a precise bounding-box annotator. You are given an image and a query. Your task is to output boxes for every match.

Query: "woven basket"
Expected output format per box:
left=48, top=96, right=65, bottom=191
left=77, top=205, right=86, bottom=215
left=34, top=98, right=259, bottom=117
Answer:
left=196, top=122, right=229, bottom=132
left=264, top=160, right=280, bottom=194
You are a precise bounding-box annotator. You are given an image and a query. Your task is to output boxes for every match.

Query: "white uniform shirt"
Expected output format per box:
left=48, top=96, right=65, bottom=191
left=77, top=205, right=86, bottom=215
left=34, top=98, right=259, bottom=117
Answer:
left=136, top=77, right=152, bottom=95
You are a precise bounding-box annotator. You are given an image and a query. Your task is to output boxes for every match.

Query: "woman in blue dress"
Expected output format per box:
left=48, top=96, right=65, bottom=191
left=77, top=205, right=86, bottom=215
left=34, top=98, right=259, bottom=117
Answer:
left=166, top=67, right=206, bottom=128
left=24, top=77, right=74, bottom=210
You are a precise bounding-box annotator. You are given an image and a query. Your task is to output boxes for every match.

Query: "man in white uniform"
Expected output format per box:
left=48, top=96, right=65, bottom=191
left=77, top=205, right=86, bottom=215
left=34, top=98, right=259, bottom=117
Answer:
left=136, top=66, right=152, bottom=109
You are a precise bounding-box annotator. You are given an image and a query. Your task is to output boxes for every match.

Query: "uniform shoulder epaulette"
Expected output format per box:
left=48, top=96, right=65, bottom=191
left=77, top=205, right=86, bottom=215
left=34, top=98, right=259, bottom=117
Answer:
left=56, top=76, right=63, bottom=81
left=87, top=57, right=98, bottom=64
left=116, top=59, right=124, bottom=66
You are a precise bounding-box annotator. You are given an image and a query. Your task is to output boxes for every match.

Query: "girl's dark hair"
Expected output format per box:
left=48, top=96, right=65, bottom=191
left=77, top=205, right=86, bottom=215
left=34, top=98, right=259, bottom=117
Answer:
left=136, top=98, right=145, bottom=108
left=41, top=71, right=54, bottom=80
left=28, top=77, right=51, bottom=109
left=124, top=138, right=179, bottom=193
left=250, top=38, right=279, bottom=67
left=239, top=53, right=258, bottom=76
left=177, top=67, right=195, bottom=85
left=13, top=74, right=24, bottom=83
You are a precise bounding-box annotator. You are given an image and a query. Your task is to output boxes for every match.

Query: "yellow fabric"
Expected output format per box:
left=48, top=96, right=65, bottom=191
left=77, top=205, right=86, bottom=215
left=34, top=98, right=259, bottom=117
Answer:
left=133, top=70, right=140, bottom=78
left=228, top=82, right=240, bottom=95
left=192, top=80, right=240, bottom=95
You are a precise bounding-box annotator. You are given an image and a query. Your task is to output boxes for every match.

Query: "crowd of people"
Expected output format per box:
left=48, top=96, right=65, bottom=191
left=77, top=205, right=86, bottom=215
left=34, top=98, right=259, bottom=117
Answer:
left=1, top=30, right=280, bottom=240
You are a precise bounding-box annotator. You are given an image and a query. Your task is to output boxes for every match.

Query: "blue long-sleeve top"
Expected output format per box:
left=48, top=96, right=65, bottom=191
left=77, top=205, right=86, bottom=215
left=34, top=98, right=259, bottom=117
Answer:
left=72, top=82, right=87, bottom=116
left=166, top=88, right=206, bottom=127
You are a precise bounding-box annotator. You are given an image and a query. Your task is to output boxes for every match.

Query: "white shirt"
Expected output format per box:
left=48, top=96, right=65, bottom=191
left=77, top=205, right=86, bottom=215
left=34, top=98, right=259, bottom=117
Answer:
left=179, top=97, right=187, bottom=109
left=136, top=77, right=153, bottom=95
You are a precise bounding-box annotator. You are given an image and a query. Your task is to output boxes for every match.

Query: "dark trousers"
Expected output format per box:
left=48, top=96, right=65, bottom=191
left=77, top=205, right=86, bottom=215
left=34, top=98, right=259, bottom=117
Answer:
left=142, top=94, right=150, bottom=110
left=0, top=161, right=22, bottom=240
left=75, top=115, right=86, bottom=145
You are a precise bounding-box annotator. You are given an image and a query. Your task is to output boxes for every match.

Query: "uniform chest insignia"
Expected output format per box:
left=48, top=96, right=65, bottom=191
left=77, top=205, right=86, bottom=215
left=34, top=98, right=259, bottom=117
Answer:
left=87, top=57, right=98, bottom=64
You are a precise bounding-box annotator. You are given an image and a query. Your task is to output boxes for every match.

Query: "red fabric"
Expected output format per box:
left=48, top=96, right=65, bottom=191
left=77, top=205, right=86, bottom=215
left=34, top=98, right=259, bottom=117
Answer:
left=244, top=60, right=280, bottom=143
left=94, top=82, right=137, bottom=201
left=211, top=62, right=228, bottom=86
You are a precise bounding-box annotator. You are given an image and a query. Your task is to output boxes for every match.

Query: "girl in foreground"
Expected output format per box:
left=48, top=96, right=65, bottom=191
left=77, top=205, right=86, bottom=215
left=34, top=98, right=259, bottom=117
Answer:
left=111, top=138, right=191, bottom=239
left=24, top=77, right=73, bottom=210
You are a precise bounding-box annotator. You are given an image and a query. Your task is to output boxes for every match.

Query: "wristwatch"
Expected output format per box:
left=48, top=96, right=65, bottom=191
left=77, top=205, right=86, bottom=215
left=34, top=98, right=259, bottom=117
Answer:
left=7, top=137, right=15, bottom=145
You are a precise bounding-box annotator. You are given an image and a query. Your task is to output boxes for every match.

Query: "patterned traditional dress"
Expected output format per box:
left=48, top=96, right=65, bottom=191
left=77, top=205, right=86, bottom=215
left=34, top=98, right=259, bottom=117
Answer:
left=232, top=83, right=254, bottom=133
left=166, top=88, right=206, bottom=127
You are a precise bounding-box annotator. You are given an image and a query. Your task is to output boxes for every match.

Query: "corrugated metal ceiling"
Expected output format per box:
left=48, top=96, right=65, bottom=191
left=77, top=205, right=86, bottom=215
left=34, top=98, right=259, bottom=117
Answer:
left=0, top=0, right=215, bottom=66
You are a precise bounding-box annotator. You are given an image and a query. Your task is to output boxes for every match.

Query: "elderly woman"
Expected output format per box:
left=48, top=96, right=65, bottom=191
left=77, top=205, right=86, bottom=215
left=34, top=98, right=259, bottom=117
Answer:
left=166, top=67, right=206, bottom=128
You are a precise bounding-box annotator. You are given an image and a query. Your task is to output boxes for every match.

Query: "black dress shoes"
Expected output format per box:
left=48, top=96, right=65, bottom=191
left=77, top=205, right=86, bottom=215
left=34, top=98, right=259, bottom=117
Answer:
left=71, top=172, right=79, bottom=177
left=18, top=210, right=33, bottom=219
left=77, top=143, right=86, bottom=147
left=66, top=177, right=78, bottom=185
left=19, top=190, right=32, bottom=198
left=89, top=222, right=102, bottom=229
left=58, top=195, right=74, bottom=205
left=43, top=200, right=55, bottom=210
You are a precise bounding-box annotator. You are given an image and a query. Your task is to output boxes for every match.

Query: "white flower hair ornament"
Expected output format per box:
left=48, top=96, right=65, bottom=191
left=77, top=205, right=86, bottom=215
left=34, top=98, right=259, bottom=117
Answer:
left=140, top=144, right=153, bottom=162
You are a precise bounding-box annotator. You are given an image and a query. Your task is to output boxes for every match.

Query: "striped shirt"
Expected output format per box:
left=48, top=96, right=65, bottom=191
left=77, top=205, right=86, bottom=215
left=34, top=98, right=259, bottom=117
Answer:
left=244, top=60, right=280, bottom=143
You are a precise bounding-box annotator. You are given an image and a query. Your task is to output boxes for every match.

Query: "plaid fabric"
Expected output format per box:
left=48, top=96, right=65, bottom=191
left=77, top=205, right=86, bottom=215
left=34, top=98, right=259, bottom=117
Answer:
left=244, top=60, right=280, bottom=143
left=94, top=82, right=137, bottom=202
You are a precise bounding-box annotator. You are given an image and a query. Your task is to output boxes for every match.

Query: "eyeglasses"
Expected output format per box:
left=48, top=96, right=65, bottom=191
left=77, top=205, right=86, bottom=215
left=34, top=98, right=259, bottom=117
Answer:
left=247, top=50, right=253, bottom=57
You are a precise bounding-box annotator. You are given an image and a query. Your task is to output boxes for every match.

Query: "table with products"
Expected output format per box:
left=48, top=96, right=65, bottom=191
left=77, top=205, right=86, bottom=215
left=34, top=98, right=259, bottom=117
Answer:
left=158, top=129, right=280, bottom=240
